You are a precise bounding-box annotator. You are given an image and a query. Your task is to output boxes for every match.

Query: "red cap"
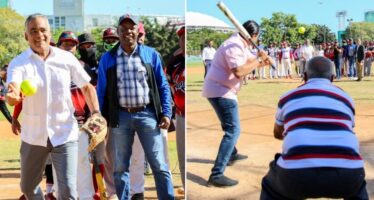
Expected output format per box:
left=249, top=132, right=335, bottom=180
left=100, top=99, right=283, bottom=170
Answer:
left=176, top=26, right=185, bottom=37
left=138, top=22, right=145, bottom=36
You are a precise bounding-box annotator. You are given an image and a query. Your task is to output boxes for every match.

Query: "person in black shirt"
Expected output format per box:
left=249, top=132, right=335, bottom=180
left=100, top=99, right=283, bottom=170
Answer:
left=356, top=39, right=365, bottom=81
left=333, top=42, right=342, bottom=79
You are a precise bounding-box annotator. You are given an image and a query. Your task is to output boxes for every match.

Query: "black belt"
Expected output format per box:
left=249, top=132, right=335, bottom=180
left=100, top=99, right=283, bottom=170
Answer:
left=120, top=106, right=147, bottom=113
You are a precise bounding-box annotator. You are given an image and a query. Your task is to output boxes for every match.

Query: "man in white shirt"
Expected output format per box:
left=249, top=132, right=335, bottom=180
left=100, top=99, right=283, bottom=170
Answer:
left=300, top=39, right=315, bottom=76
left=202, top=40, right=216, bottom=78
left=6, top=14, right=102, bottom=200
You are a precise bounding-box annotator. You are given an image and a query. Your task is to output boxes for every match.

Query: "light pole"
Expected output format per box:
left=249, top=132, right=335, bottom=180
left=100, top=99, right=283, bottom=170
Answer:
left=347, top=18, right=353, bottom=39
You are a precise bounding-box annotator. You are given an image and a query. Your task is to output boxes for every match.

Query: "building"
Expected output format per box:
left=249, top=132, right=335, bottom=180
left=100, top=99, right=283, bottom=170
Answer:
left=47, top=0, right=85, bottom=32
left=0, top=0, right=10, bottom=8
left=187, top=12, right=234, bottom=33
left=47, top=0, right=183, bottom=33
left=365, top=11, right=374, bottom=22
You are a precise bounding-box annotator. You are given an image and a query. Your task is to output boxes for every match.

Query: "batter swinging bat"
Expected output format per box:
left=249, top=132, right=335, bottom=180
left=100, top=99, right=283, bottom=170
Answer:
left=93, top=151, right=108, bottom=200
left=217, top=1, right=276, bottom=69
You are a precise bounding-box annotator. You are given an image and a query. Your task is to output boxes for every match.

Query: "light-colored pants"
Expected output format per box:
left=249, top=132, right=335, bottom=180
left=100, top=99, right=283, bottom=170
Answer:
left=259, top=67, right=266, bottom=78
left=282, top=58, right=292, bottom=76
left=176, top=115, right=185, bottom=188
left=278, top=60, right=285, bottom=77
left=129, top=129, right=170, bottom=197
left=77, top=131, right=95, bottom=200
left=103, top=128, right=117, bottom=198
left=357, top=60, right=364, bottom=80
left=20, top=140, right=78, bottom=200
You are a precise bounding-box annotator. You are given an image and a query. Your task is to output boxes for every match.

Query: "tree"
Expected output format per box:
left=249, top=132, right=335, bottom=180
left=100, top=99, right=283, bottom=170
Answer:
left=345, top=22, right=374, bottom=42
left=141, top=17, right=179, bottom=62
left=311, top=24, right=335, bottom=44
left=260, top=12, right=318, bottom=46
left=187, top=28, right=231, bottom=55
left=0, top=8, right=27, bottom=66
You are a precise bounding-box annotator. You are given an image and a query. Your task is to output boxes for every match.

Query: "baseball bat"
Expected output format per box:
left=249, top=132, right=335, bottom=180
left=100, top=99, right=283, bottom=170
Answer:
left=93, top=151, right=108, bottom=200
left=217, top=1, right=276, bottom=69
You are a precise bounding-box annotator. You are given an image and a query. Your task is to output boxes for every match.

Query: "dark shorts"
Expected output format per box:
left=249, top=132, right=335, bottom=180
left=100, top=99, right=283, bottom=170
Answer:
left=260, top=154, right=369, bottom=200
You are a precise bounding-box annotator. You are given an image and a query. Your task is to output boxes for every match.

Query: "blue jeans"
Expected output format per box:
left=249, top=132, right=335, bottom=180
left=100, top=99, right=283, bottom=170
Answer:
left=334, top=59, right=341, bottom=79
left=208, top=97, right=241, bottom=178
left=348, top=56, right=356, bottom=77
left=112, top=107, right=174, bottom=200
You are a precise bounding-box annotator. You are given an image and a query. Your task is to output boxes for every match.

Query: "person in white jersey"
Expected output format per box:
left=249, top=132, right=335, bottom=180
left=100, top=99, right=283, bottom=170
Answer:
left=300, top=39, right=314, bottom=76
left=202, top=40, right=216, bottom=78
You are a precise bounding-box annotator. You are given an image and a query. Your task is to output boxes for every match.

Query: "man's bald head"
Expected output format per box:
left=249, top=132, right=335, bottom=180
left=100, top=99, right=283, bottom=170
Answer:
left=305, top=56, right=334, bottom=80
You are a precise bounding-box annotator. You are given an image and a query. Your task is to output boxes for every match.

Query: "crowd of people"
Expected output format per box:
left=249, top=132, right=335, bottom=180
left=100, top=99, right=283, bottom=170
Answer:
left=202, top=38, right=374, bottom=82
left=1, top=13, right=185, bottom=200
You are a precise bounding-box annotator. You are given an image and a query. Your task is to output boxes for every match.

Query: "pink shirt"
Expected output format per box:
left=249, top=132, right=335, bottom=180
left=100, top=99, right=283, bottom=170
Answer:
left=202, top=33, right=254, bottom=101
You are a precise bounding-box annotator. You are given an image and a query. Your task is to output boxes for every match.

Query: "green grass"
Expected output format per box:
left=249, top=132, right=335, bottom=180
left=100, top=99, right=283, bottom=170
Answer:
left=187, top=61, right=374, bottom=110
left=0, top=138, right=21, bottom=170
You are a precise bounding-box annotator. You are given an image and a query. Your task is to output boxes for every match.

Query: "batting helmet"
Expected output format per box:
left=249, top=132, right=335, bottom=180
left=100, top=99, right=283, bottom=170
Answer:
left=57, top=31, right=78, bottom=46
left=103, top=28, right=119, bottom=40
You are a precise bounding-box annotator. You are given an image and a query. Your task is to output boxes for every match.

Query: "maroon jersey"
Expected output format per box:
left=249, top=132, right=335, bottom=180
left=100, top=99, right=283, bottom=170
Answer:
left=71, top=62, right=97, bottom=125
left=166, top=53, right=185, bottom=116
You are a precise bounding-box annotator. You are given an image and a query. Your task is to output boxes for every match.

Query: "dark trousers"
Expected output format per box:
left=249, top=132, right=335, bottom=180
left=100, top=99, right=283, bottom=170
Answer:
left=260, top=155, right=368, bottom=200
left=334, top=59, right=341, bottom=79
left=204, top=60, right=212, bottom=78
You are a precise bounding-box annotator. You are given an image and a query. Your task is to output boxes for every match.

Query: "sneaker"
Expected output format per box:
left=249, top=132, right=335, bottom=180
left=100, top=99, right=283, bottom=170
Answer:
left=131, top=192, right=144, bottom=200
left=44, top=193, right=57, bottom=200
left=227, top=153, right=248, bottom=166
left=207, top=175, right=238, bottom=187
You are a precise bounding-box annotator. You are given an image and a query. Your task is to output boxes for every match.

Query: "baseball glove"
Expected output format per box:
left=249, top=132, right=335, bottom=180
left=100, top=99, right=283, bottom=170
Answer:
left=81, top=114, right=108, bottom=152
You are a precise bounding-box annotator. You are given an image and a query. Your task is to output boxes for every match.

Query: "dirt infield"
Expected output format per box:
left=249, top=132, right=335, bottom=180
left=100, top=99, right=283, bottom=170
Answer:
left=0, top=121, right=184, bottom=200
left=186, top=66, right=374, bottom=199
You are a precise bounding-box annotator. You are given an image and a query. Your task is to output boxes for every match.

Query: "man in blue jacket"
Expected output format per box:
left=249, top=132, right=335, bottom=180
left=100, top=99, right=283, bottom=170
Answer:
left=96, top=14, right=174, bottom=200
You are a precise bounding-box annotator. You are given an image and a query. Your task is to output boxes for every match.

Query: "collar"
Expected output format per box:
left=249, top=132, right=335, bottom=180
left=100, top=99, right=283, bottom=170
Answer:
left=233, top=32, right=249, bottom=48
left=306, top=78, right=332, bottom=85
left=117, top=44, right=138, bottom=57
left=26, top=46, right=54, bottom=60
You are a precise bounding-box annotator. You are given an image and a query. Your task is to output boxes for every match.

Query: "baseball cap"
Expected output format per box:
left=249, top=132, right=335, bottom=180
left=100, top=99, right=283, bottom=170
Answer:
left=58, top=31, right=79, bottom=46
left=176, top=26, right=185, bottom=37
left=78, top=33, right=96, bottom=46
left=118, top=14, right=138, bottom=26
left=138, top=22, right=145, bottom=35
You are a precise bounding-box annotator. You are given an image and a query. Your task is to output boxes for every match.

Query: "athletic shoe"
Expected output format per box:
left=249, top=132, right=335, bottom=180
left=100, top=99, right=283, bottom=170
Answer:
left=207, top=175, right=238, bottom=187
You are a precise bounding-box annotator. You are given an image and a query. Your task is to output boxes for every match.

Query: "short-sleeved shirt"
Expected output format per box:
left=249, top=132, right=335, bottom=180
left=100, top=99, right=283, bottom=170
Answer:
left=202, top=33, right=254, bottom=101
left=7, top=47, right=91, bottom=147
left=275, top=78, right=363, bottom=169
left=301, top=45, right=314, bottom=61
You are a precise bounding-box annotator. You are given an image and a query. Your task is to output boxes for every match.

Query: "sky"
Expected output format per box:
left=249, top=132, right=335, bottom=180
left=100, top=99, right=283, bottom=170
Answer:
left=11, top=0, right=185, bottom=16
left=188, top=0, right=373, bottom=33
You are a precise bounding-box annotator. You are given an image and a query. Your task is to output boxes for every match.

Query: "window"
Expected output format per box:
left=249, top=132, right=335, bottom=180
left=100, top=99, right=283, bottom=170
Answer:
left=61, top=16, right=66, bottom=27
left=55, top=16, right=60, bottom=28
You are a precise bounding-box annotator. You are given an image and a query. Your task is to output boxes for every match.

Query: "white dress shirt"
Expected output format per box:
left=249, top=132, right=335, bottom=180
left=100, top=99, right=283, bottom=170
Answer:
left=202, top=46, right=216, bottom=61
left=301, top=45, right=315, bottom=61
left=7, top=47, right=91, bottom=147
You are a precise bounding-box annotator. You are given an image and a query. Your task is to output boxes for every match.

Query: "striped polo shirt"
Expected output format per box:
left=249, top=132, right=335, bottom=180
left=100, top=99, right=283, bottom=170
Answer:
left=275, top=78, right=363, bottom=169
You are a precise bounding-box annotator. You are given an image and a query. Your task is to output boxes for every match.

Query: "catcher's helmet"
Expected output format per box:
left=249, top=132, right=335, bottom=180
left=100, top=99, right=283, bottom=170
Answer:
left=57, top=31, right=78, bottom=46
left=103, top=28, right=119, bottom=40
